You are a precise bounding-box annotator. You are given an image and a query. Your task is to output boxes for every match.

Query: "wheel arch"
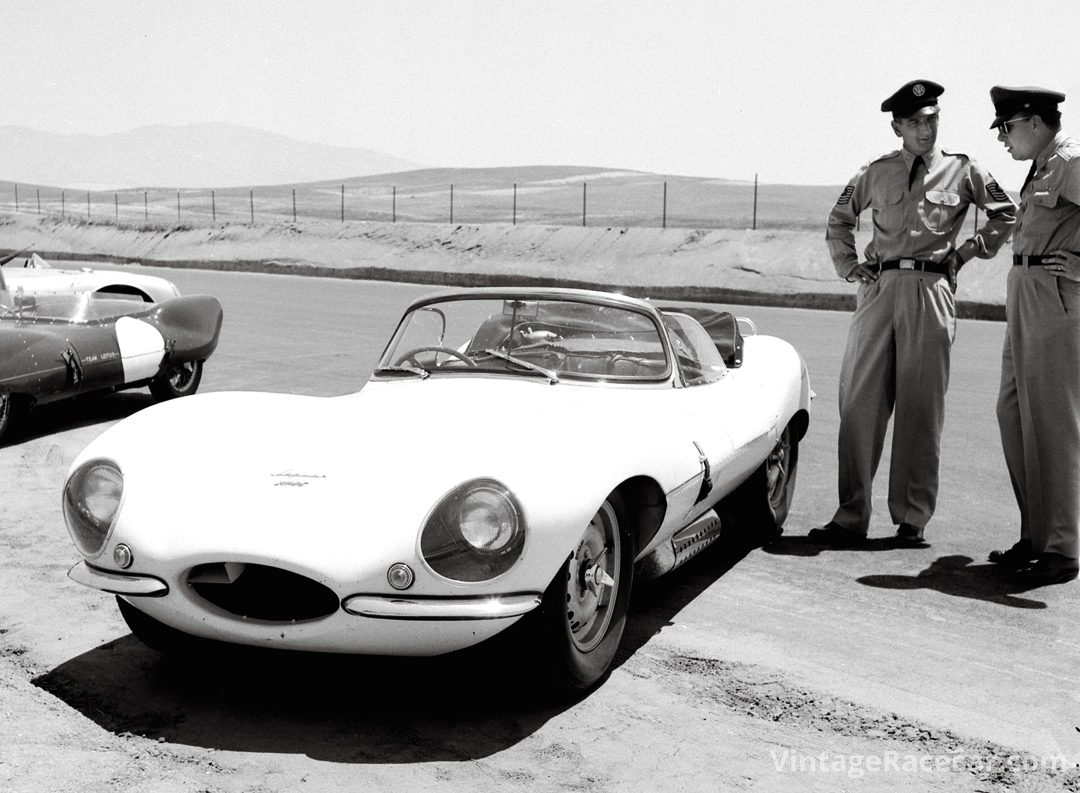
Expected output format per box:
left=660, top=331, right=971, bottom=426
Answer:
left=612, top=475, right=667, bottom=553
left=789, top=407, right=810, bottom=442
left=95, top=285, right=153, bottom=302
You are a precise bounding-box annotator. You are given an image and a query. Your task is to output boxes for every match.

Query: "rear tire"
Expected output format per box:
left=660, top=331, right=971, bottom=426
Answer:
left=719, top=422, right=799, bottom=544
left=534, top=491, right=635, bottom=691
left=149, top=360, right=203, bottom=401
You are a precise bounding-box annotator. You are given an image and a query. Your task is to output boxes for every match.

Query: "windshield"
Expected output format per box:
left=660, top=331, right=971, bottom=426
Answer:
left=376, top=296, right=671, bottom=383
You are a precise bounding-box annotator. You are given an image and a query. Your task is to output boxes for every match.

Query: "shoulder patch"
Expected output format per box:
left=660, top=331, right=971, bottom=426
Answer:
left=986, top=179, right=1010, bottom=203
left=835, top=185, right=854, bottom=206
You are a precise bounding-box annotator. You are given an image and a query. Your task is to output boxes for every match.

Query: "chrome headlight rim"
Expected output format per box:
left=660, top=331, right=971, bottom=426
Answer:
left=420, top=478, right=527, bottom=583
left=62, top=458, right=124, bottom=559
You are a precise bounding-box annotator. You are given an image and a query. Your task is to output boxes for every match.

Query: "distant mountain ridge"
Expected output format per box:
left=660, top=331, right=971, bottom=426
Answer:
left=0, top=123, right=424, bottom=190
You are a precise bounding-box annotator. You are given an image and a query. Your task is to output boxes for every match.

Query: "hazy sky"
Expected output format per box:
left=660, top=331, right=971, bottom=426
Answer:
left=5, top=0, right=1080, bottom=187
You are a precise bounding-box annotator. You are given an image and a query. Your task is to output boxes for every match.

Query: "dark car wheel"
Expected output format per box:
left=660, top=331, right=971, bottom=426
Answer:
left=116, top=596, right=201, bottom=655
left=536, top=491, right=635, bottom=691
left=149, top=360, right=203, bottom=401
left=0, top=393, right=18, bottom=444
left=719, top=421, right=799, bottom=544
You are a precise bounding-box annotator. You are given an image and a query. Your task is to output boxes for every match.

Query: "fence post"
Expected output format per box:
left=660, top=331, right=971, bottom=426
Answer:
left=450, top=184, right=454, bottom=223
left=292, top=188, right=296, bottom=223
left=87, top=191, right=91, bottom=219
left=177, top=190, right=181, bottom=222
left=582, top=182, right=587, bottom=227
left=13, top=184, right=17, bottom=213
left=211, top=190, right=216, bottom=223
left=973, top=205, right=979, bottom=236
left=513, top=182, right=517, bottom=225
left=62, top=191, right=66, bottom=220
left=36, top=189, right=40, bottom=214
left=662, top=181, right=667, bottom=229
left=392, top=186, right=396, bottom=223
left=144, top=191, right=148, bottom=222
left=752, top=173, right=758, bottom=230
left=340, top=184, right=344, bottom=222
left=250, top=190, right=254, bottom=224
left=114, top=193, right=118, bottom=224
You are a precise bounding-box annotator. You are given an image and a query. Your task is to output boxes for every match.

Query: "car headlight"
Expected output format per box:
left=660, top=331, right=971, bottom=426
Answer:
left=63, top=459, right=123, bottom=558
left=420, top=479, right=526, bottom=582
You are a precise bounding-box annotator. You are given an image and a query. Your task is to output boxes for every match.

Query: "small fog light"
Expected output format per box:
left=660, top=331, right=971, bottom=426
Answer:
left=387, top=563, right=414, bottom=590
left=112, top=543, right=133, bottom=569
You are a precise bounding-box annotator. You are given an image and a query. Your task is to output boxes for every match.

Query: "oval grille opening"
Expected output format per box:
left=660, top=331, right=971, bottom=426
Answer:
left=188, top=562, right=339, bottom=621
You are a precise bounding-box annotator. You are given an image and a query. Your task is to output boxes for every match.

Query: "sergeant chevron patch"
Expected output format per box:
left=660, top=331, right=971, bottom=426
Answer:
left=986, top=180, right=1010, bottom=202
left=836, top=185, right=854, bottom=205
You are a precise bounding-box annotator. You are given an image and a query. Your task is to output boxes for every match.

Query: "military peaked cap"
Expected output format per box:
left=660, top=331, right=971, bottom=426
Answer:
left=989, top=85, right=1066, bottom=128
left=881, top=80, right=944, bottom=117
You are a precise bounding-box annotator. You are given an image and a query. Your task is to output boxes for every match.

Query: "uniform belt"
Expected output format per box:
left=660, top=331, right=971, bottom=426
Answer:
left=876, top=258, right=949, bottom=275
left=1012, top=253, right=1078, bottom=266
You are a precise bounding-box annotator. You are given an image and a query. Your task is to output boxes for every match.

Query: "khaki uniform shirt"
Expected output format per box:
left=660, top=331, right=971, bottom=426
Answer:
left=1012, top=131, right=1080, bottom=255
left=827, top=147, right=1017, bottom=279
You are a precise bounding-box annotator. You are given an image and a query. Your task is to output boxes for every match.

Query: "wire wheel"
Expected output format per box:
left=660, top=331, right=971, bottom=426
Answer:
left=565, top=500, right=621, bottom=653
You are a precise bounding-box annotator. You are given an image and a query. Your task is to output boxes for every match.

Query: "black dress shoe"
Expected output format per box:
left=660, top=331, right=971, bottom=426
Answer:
left=1014, top=553, right=1080, bottom=586
left=894, top=523, right=926, bottom=545
left=807, top=522, right=867, bottom=547
left=988, top=539, right=1035, bottom=571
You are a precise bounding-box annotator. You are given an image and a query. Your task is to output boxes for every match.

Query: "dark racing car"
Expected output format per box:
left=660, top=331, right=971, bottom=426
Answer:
left=0, top=280, right=222, bottom=444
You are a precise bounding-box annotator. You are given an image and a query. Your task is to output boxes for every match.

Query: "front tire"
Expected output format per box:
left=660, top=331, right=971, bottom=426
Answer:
left=116, top=596, right=201, bottom=655
left=149, top=359, right=203, bottom=401
left=0, top=393, right=19, bottom=445
left=536, top=491, right=635, bottom=691
left=720, top=421, right=800, bottom=544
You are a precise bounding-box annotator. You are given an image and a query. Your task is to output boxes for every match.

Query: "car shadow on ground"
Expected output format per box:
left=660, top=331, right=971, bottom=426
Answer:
left=857, top=554, right=1049, bottom=609
left=614, top=528, right=757, bottom=669
left=9, top=391, right=153, bottom=445
left=33, top=524, right=760, bottom=763
left=33, top=630, right=575, bottom=763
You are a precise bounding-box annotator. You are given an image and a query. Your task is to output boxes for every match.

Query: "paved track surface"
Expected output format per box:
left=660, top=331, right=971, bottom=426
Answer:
left=2, top=267, right=1078, bottom=792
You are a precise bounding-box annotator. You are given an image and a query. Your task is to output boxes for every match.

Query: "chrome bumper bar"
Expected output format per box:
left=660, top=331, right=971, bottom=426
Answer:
left=68, top=561, right=169, bottom=597
left=342, top=592, right=542, bottom=620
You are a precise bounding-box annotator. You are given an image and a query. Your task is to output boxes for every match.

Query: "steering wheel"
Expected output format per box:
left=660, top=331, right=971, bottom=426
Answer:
left=394, top=345, right=476, bottom=368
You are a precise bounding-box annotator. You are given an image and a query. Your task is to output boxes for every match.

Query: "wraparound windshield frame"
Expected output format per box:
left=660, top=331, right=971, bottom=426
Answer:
left=374, top=291, right=676, bottom=385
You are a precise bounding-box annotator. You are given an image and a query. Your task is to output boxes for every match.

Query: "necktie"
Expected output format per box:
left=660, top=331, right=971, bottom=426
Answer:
left=1021, top=161, right=1038, bottom=195
left=908, top=156, right=924, bottom=190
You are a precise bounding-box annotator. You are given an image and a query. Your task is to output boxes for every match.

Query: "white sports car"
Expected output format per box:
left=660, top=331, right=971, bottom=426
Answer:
left=64, top=287, right=812, bottom=690
left=1, top=251, right=179, bottom=303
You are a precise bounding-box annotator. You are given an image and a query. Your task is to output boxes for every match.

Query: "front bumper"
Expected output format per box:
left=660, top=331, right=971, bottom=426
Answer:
left=68, top=561, right=168, bottom=596
left=342, top=592, right=542, bottom=620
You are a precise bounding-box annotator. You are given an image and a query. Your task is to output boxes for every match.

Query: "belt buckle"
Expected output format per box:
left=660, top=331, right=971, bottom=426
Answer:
left=898, top=258, right=916, bottom=270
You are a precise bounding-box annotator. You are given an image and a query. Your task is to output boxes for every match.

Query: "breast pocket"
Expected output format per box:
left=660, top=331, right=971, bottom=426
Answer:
left=1033, top=188, right=1067, bottom=219
left=874, top=186, right=906, bottom=230
left=921, top=189, right=962, bottom=232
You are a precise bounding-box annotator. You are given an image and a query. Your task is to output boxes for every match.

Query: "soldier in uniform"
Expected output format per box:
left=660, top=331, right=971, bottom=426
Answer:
left=810, top=79, right=1017, bottom=547
left=987, top=86, right=1080, bottom=585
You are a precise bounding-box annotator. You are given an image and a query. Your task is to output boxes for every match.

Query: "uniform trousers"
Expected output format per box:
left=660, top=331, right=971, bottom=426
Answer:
left=832, top=270, right=956, bottom=533
left=996, top=265, right=1080, bottom=559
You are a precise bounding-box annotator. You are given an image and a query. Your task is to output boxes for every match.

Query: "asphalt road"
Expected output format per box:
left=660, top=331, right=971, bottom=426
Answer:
left=3, top=266, right=1078, bottom=792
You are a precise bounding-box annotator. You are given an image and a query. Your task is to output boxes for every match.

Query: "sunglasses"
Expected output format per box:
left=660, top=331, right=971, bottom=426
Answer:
left=1000, top=116, right=1031, bottom=135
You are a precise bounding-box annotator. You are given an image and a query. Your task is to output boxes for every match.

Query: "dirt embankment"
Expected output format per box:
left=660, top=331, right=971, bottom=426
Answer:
left=0, top=212, right=1012, bottom=318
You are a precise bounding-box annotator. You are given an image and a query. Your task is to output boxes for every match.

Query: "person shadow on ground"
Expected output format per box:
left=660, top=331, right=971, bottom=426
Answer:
left=857, top=554, right=1048, bottom=609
